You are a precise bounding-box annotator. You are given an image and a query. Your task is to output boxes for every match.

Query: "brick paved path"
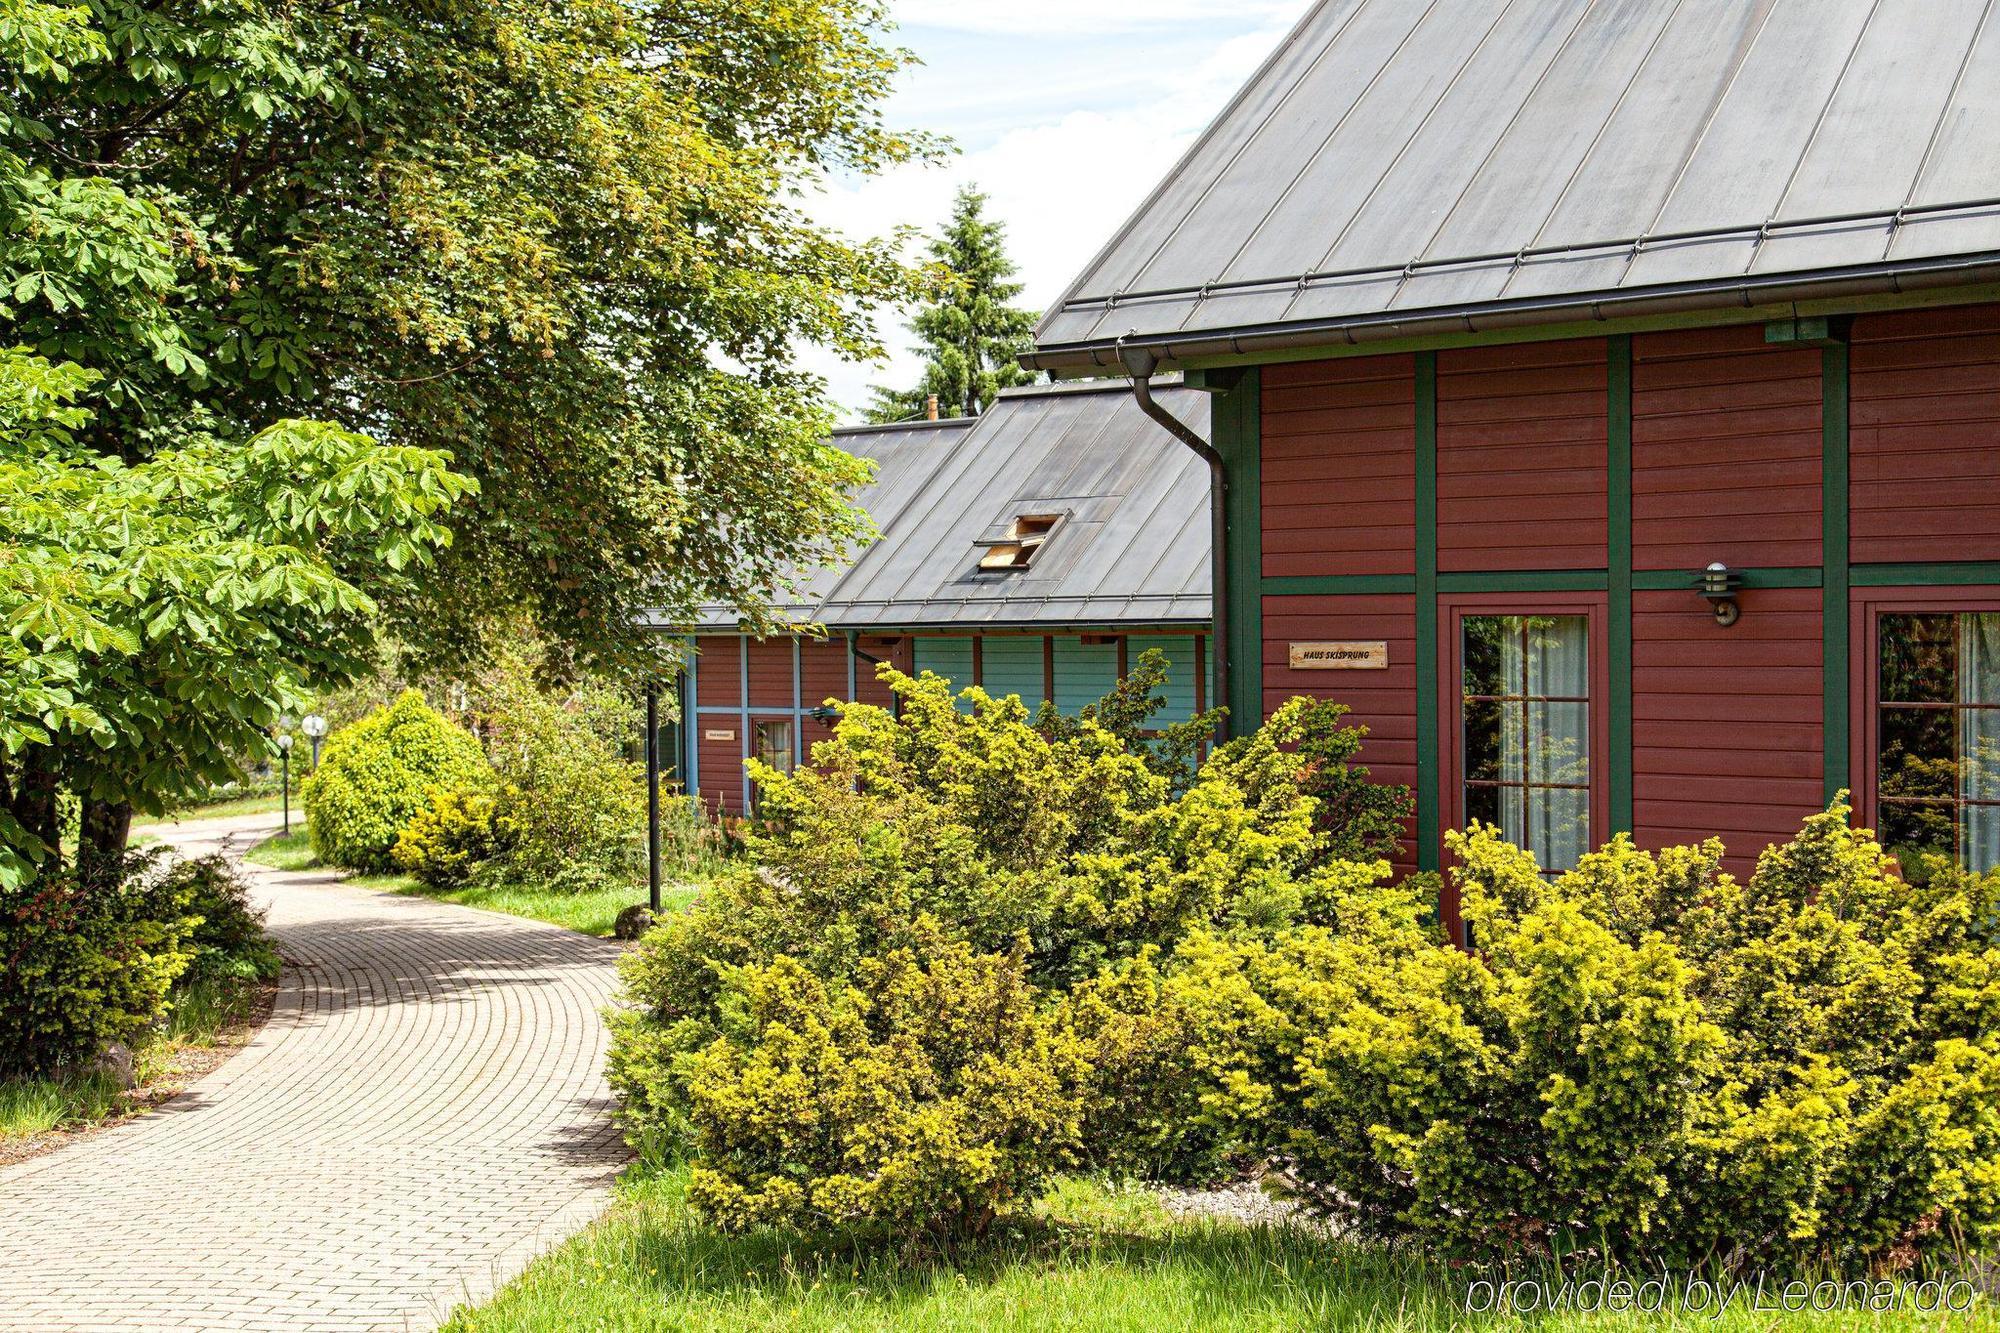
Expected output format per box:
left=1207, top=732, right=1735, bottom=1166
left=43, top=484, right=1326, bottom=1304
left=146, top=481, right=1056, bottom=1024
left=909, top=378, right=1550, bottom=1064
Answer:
left=0, top=815, right=630, bottom=1332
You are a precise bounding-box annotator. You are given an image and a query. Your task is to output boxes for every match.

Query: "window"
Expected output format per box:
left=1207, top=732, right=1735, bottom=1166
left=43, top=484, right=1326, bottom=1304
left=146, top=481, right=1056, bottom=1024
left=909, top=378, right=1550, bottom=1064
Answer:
left=1462, top=615, right=1591, bottom=874
left=1875, top=612, right=2000, bottom=878
left=978, top=514, right=1062, bottom=571
left=750, top=720, right=794, bottom=813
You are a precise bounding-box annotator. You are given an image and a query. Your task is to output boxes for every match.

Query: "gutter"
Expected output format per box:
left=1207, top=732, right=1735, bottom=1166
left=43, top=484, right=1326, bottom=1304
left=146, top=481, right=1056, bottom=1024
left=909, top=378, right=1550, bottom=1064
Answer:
left=1118, top=340, right=1230, bottom=742
left=1028, top=251, right=2000, bottom=374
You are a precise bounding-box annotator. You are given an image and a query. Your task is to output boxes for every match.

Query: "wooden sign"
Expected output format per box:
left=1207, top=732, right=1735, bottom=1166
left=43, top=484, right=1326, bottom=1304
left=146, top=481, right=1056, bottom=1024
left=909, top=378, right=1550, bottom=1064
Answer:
left=703, top=728, right=737, bottom=742
left=1289, top=641, right=1389, bottom=671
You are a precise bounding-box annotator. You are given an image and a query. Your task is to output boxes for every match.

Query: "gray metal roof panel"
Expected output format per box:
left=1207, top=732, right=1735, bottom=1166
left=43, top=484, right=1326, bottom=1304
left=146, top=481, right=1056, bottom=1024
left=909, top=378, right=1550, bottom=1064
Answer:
left=1033, top=0, right=2000, bottom=369
left=688, top=381, right=1211, bottom=632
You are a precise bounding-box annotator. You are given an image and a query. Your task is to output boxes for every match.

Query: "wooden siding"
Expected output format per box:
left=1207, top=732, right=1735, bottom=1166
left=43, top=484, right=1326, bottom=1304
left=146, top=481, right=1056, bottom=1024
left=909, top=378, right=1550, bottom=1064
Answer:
left=980, top=636, right=1047, bottom=706
left=1052, top=637, right=1120, bottom=713
left=1436, top=340, right=1607, bottom=571
left=1851, top=304, right=2000, bottom=564
left=854, top=636, right=906, bottom=708
left=912, top=637, right=975, bottom=690
left=1146, top=634, right=1203, bottom=721
left=1261, top=354, right=1416, bottom=578
left=1262, top=593, right=1419, bottom=869
left=744, top=638, right=792, bottom=702
left=697, top=730, right=746, bottom=817
left=694, top=638, right=739, bottom=710
left=1632, top=326, right=1822, bottom=571
left=1631, top=586, right=1824, bottom=872
left=799, top=638, right=849, bottom=710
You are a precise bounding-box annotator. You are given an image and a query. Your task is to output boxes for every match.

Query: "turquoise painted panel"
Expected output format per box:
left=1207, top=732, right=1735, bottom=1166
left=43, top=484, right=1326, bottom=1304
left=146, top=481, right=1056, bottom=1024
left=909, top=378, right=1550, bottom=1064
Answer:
left=912, top=637, right=975, bottom=697
left=1052, top=637, right=1119, bottom=714
left=1139, top=636, right=1199, bottom=724
left=980, top=637, right=1045, bottom=706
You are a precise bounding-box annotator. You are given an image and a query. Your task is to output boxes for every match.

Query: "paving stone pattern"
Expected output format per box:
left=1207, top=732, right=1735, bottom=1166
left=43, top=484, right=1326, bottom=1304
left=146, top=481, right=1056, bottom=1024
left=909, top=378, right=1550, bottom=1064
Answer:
left=0, top=815, right=630, bottom=1331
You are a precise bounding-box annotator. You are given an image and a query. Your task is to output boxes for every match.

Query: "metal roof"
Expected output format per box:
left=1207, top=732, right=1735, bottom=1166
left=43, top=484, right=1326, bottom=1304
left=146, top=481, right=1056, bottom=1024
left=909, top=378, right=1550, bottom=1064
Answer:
left=691, top=379, right=1211, bottom=631
left=1031, top=0, right=2000, bottom=371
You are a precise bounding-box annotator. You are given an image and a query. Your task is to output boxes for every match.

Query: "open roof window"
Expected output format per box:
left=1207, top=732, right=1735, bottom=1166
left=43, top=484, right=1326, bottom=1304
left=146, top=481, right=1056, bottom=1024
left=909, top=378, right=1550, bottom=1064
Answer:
left=978, top=513, right=1063, bottom=571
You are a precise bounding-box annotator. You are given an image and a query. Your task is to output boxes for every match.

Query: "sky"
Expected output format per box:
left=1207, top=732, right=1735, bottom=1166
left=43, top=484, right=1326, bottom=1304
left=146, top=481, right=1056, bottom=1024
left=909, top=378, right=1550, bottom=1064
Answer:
left=799, top=1, right=1317, bottom=422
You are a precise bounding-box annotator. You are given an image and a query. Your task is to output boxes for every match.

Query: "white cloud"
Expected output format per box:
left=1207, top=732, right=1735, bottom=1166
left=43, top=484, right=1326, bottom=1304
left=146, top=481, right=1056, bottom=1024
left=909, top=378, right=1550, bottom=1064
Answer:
left=797, top=4, right=1314, bottom=421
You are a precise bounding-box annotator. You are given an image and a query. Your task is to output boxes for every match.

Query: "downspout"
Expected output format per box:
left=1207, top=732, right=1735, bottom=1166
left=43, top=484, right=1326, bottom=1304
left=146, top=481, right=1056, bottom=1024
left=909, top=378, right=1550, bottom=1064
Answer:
left=1119, top=341, right=1230, bottom=741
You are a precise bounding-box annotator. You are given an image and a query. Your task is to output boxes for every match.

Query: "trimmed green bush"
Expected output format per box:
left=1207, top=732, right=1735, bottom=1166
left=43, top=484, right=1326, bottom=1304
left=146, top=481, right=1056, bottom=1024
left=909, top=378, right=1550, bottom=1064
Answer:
left=1172, top=804, right=2000, bottom=1267
left=393, top=789, right=506, bottom=889
left=609, top=666, right=1402, bottom=1236
left=682, top=922, right=1093, bottom=1238
left=303, top=690, right=491, bottom=871
left=0, top=853, right=199, bottom=1078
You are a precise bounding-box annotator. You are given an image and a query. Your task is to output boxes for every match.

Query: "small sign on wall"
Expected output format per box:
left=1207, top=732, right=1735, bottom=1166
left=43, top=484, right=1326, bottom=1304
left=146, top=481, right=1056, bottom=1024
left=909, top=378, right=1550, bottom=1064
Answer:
left=1288, top=641, right=1389, bottom=671
left=704, top=728, right=737, bottom=742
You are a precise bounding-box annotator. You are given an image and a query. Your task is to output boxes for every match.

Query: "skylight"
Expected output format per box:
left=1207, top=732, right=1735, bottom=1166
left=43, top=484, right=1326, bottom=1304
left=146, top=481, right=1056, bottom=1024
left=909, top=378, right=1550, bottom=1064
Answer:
left=978, top=514, right=1062, bottom=571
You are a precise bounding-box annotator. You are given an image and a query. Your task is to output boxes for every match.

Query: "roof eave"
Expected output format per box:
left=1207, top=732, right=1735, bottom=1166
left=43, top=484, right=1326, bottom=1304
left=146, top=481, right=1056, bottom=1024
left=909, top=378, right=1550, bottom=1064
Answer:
left=1023, top=253, right=2000, bottom=374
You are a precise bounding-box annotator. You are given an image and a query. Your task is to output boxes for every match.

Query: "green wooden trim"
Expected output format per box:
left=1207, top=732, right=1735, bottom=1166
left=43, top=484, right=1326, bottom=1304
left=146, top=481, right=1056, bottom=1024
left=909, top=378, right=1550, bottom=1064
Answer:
left=1607, top=335, right=1633, bottom=835
left=1215, top=369, right=1263, bottom=734
left=1262, top=574, right=1416, bottom=596
left=1824, top=342, right=1851, bottom=804
left=1415, top=352, right=1440, bottom=872
left=1170, top=284, right=2000, bottom=375
left=1852, top=561, right=2000, bottom=586
left=1631, top=566, right=1824, bottom=590
left=1437, top=569, right=1608, bottom=593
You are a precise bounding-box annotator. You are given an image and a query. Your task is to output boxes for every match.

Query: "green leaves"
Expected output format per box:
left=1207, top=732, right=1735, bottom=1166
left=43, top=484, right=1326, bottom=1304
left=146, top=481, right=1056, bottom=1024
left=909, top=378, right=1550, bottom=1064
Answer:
left=0, top=348, right=472, bottom=867
left=6, top=0, right=929, bottom=671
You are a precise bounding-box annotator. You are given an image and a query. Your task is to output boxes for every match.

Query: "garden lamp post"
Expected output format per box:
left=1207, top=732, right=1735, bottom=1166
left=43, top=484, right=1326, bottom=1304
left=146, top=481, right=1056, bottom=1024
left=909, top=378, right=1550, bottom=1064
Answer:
left=275, top=732, right=295, bottom=835
left=301, top=713, right=328, bottom=770
left=645, top=687, right=661, bottom=914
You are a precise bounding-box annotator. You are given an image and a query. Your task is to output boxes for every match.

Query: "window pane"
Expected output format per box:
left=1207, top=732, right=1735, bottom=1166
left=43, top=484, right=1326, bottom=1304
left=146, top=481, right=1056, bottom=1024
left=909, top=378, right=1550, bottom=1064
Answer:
left=1528, top=702, right=1590, bottom=786
left=1962, top=614, right=2000, bottom=706
left=1533, top=786, right=1591, bottom=874
left=1880, top=800, right=1955, bottom=879
left=1464, top=698, right=1504, bottom=783
left=1463, top=617, right=1506, bottom=696
left=1879, top=707, right=1955, bottom=801
left=1460, top=613, right=1591, bottom=873
left=1525, top=616, right=1589, bottom=699
left=1881, top=614, right=1955, bottom=704
left=1466, top=782, right=1500, bottom=829
left=1961, top=805, right=2000, bottom=878
left=754, top=721, right=794, bottom=774
left=1961, top=711, right=2000, bottom=805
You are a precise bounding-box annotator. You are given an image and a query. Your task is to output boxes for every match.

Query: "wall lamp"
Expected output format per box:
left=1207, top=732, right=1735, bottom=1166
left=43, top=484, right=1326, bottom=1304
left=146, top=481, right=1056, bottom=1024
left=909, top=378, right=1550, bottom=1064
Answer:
left=1697, top=561, right=1743, bottom=626
left=808, top=704, right=843, bottom=723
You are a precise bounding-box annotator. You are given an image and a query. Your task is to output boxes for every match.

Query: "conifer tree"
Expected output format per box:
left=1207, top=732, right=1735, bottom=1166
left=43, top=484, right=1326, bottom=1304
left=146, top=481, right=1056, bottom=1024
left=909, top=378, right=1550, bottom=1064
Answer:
left=869, top=187, right=1039, bottom=422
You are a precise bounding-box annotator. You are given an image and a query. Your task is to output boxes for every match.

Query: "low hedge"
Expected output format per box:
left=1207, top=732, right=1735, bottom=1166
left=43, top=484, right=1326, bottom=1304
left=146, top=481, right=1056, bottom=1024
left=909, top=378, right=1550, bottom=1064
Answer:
left=611, top=656, right=2000, bottom=1265
left=303, top=690, right=490, bottom=871
left=0, top=854, right=197, bottom=1078
left=1170, top=809, right=2000, bottom=1265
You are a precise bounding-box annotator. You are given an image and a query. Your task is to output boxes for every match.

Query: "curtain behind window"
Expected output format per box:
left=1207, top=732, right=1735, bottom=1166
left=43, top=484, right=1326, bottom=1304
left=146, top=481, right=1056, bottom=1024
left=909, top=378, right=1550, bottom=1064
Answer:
left=1499, top=616, right=1590, bottom=873
left=1960, top=613, right=2000, bottom=873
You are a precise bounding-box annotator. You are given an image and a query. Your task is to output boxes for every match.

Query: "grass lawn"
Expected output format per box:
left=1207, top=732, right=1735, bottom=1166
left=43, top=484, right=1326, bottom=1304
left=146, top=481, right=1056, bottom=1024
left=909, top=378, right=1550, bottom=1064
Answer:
left=162, top=790, right=293, bottom=820
left=245, top=829, right=698, bottom=938
left=0, top=973, right=270, bottom=1153
left=445, top=1170, right=1998, bottom=1332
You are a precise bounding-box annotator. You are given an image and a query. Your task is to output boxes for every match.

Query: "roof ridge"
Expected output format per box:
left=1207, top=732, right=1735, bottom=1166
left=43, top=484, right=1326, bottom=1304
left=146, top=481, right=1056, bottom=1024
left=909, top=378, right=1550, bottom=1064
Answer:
left=1050, top=196, right=2000, bottom=316
left=830, top=416, right=977, bottom=438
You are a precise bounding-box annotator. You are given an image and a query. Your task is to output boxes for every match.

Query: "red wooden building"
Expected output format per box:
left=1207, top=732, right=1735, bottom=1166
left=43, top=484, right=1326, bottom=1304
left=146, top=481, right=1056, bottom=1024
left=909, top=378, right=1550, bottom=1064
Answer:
left=670, top=381, right=1213, bottom=815
left=1026, top=0, right=2000, bottom=933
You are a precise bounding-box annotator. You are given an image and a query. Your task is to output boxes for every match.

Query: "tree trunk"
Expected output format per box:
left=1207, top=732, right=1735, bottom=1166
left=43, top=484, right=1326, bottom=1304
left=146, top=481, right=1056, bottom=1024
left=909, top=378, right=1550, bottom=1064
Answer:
left=3, top=750, right=62, bottom=875
left=77, top=798, right=134, bottom=886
